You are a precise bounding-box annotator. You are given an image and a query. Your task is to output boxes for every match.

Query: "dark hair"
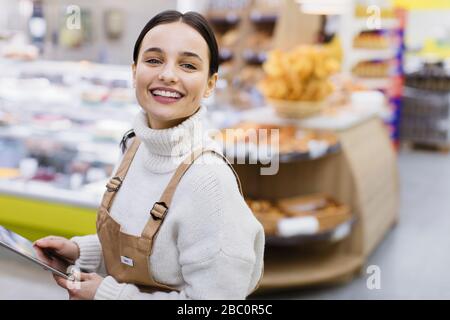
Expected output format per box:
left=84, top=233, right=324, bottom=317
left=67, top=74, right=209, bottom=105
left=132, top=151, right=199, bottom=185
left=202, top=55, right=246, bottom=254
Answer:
left=133, top=10, right=219, bottom=77
left=120, top=129, right=136, bottom=154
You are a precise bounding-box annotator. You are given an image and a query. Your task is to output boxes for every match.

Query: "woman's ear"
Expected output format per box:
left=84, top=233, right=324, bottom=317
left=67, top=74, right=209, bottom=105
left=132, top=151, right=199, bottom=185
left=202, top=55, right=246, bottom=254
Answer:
left=204, top=73, right=218, bottom=98
left=131, top=63, right=136, bottom=88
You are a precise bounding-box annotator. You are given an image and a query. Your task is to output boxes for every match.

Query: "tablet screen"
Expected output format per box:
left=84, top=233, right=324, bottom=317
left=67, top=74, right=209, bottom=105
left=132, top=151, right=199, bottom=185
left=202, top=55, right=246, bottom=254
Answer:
left=0, top=226, right=71, bottom=279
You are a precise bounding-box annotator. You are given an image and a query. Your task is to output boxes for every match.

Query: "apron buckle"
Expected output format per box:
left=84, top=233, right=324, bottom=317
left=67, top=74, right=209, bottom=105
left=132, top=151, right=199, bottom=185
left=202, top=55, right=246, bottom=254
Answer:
left=106, top=176, right=123, bottom=192
left=150, top=202, right=168, bottom=220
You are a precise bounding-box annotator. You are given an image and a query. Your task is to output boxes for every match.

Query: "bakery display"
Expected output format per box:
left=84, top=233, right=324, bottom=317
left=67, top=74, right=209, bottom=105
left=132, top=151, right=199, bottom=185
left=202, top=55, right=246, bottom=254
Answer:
left=206, top=0, right=280, bottom=111
left=215, top=121, right=339, bottom=161
left=353, top=30, right=390, bottom=50
left=352, top=60, right=391, bottom=78
left=259, top=37, right=342, bottom=100
left=0, top=0, right=405, bottom=293
left=0, top=60, right=136, bottom=192
left=2, top=44, right=39, bottom=61
left=257, top=41, right=341, bottom=118
left=246, top=199, right=284, bottom=235
left=259, top=45, right=339, bottom=101
left=217, top=29, right=240, bottom=49
left=246, top=30, right=273, bottom=53
left=236, top=65, right=266, bottom=88
left=246, top=194, right=353, bottom=244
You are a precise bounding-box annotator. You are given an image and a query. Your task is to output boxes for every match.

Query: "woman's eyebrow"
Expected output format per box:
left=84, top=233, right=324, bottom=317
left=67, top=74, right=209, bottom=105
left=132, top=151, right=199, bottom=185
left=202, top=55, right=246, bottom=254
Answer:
left=180, top=51, right=203, bottom=62
left=143, top=47, right=163, bottom=54
left=142, top=47, right=202, bottom=62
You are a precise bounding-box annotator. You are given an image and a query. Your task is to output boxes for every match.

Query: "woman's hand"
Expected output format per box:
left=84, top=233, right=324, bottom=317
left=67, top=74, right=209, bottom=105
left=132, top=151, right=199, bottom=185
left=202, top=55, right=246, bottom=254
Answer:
left=33, top=235, right=80, bottom=264
left=53, top=272, right=104, bottom=300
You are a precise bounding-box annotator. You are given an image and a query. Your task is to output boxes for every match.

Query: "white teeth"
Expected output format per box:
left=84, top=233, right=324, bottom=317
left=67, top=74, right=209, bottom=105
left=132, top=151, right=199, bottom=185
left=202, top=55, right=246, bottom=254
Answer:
left=152, top=89, right=181, bottom=98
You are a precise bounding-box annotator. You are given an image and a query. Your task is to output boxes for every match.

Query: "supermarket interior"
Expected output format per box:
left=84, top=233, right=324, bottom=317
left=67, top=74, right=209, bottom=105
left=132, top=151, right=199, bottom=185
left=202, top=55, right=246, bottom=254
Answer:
left=1, top=0, right=450, bottom=300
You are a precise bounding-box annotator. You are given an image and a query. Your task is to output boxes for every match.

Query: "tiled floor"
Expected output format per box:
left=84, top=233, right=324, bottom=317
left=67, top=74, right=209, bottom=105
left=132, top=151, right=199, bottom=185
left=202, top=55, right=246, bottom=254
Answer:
left=1, top=149, right=449, bottom=299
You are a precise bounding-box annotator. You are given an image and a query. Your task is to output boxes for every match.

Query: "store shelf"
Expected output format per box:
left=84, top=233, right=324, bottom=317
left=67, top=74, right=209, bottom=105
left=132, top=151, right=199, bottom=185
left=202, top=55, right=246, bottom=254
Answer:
left=354, top=76, right=392, bottom=89
left=266, top=218, right=356, bottom=246
left=352, top=18, right=399, bottom=36
left=249, top=11, right=278, bottom=24
left=258, top=248, right=363, bottom=290
left=207, top=0, right=278, bottom=108
left=239, top=104, right=384, bottom=131
left=0, top=179, right=101, bottom=208
left=207, top=12, right=241, bottom=26
left=242, top=49, right=267, bottom=64
left=344, top=6, right=405, bottom=145
left=244, top=116, right=399, bottom=292
left=350, top=48, right=396, bottom=63
left=219, top=48, right=234, bottom=62
left=223, top=143, right=341, bottom=164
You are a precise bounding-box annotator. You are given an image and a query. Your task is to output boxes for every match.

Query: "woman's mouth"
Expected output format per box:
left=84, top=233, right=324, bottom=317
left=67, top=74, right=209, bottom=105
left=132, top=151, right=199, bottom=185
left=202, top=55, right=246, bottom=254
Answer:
left=150, top=88, right=185, bottom=104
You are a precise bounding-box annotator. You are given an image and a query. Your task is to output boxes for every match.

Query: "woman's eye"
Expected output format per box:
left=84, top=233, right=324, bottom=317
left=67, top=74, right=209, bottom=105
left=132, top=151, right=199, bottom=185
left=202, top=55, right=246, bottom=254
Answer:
left=146, top=58, right=161, bottom=64
left=181, top=63, right=196, bottom=70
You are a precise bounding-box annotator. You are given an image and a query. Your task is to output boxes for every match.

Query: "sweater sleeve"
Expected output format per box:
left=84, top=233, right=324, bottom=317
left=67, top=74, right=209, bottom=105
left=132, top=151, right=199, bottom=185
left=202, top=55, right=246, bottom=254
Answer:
left=71, top=234, right=104, bottom=274
left=94, top=153, right=265, bottom=300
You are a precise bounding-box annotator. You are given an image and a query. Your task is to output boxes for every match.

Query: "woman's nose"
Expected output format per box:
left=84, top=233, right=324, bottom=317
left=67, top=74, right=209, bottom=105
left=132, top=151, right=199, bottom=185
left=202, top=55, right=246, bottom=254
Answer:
left=158, top=64, right=178, bottom=83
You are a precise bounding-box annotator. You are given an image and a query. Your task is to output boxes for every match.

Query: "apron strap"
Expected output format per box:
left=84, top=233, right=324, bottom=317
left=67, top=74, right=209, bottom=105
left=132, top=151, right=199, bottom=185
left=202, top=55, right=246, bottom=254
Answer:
left=141, top=148, right=242, bottom=240
left=103, top=137, right=141, bottom=209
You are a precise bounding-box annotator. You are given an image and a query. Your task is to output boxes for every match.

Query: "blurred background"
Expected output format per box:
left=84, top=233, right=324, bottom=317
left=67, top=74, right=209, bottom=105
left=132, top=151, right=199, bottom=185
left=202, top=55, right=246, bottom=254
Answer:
left=1, top=0, right=450, bottom=299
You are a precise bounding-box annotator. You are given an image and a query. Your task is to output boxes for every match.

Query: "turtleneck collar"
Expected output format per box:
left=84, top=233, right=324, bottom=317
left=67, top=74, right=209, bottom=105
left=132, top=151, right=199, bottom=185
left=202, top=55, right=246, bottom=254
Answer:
left=133, top=105, right=215, bottom=174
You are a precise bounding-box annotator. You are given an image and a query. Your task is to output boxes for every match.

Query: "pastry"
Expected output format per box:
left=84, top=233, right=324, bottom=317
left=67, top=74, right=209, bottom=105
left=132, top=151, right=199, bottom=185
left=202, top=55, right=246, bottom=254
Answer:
left=216, top=122, right=338, bottom=155
left=247, top=195, right=352, bottom=236
left=259, top=45, right=339, bottom=102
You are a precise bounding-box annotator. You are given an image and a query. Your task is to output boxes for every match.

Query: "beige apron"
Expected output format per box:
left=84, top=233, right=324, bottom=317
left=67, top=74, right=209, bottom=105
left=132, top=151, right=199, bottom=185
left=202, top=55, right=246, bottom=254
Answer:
left=96, top=137, right=258, bottom=293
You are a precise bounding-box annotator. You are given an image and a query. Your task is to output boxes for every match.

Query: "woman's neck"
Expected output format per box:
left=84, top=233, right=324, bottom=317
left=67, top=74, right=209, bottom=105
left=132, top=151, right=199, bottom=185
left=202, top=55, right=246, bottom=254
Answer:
left=146, top=107, right=201, bottom=130
left=132, top=105, right=213, bottom=173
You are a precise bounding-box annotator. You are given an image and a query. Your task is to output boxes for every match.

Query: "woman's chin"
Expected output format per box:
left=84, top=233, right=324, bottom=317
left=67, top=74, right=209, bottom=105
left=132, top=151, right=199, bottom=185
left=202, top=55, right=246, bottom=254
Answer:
left=144, top=108, right=185, bottom=129
left=142, top=103, right=174, bottom=116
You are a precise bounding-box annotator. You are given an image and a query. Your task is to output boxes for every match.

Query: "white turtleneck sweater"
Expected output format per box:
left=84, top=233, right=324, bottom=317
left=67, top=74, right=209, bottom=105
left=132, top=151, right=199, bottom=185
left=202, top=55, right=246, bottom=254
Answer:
left=71, top=106, right=265, bottom=300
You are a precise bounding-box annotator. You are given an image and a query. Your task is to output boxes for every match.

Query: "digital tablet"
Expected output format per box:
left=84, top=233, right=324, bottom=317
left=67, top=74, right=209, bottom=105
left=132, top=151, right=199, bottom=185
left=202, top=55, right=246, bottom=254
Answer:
left=0, top=225, right=72, bottom=280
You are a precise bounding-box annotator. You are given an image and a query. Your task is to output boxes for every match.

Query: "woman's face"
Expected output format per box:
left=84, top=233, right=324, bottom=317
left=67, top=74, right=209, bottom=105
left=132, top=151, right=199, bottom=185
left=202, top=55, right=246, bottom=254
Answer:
left=132, top=21, right=217, bottom=129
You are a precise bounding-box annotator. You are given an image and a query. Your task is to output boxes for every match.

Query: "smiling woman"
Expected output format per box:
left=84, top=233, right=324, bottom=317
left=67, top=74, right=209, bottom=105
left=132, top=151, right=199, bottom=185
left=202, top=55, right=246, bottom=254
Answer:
left=132, top=11, right=219, bottom=129
left=33, top=10, right=265, bottom=300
